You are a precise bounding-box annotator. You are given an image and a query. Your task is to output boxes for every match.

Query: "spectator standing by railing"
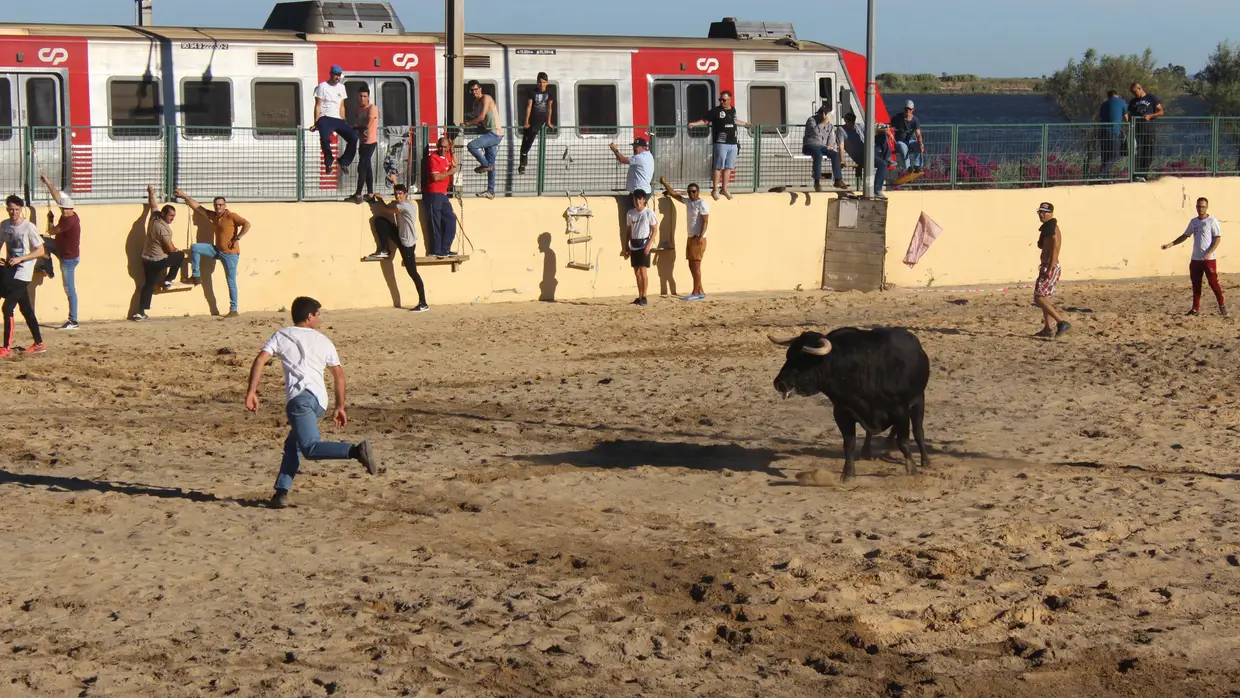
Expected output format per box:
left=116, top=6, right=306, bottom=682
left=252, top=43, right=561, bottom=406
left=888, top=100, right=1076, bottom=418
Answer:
left=423, top=135, right=459, bottom=257
left=802, top=105, right=845, bottom=192
left=0, top=195, right=46, bottom=356
left=133, top=185, right=187, bottom=321
left=175, top=189, right=250, bottom=318
left=1128, top=82, right=1164, bottom=181
left=463, top=80, right=504, bottom=199
left=348, top=84, right=380, bottom=203
left=37, top=174, right=81, bottom=330
left=610, top=137, right=654, bottom=205
left=688, top=91, right=748, bottom=200
left=1098, top=90, right=1127, bottom=175
left=1162, top=196, right=1226, bottom=316
left=890, top=100, right=924, bottom=176
left=519, top=72, right=554, bottom=175
left=310, top=65, right=358, bottom=175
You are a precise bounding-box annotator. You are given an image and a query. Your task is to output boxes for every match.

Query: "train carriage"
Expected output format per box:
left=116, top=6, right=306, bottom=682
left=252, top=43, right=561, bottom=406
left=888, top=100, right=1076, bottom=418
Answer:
left=0, top=2, right=887, bottom=202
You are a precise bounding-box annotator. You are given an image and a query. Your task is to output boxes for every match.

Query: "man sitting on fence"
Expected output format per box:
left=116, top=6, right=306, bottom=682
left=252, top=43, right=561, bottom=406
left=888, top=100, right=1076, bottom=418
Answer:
left=310, top=65, right=358, bottom=175
left=803, top=105, right=845, bottom=192
left=890, top=100, right=925, bottom=176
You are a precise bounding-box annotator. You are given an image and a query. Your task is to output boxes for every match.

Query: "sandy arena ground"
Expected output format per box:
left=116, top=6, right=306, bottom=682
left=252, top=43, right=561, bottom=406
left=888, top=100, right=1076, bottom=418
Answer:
left=3, top=278, right=1240, bottom=697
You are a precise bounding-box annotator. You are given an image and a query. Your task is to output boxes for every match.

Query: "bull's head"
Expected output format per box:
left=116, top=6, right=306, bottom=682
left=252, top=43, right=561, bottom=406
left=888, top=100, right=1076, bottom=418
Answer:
left=769, top=331, right=833, bottom=399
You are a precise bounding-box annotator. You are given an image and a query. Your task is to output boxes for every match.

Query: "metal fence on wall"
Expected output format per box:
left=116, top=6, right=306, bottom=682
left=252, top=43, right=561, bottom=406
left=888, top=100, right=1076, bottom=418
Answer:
left=3, top=118, right=1240, bottom=204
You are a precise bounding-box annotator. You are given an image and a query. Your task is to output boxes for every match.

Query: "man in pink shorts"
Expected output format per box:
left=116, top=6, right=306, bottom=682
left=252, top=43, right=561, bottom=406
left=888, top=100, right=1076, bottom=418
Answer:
left=1034, top=202, right=1070, bottom=339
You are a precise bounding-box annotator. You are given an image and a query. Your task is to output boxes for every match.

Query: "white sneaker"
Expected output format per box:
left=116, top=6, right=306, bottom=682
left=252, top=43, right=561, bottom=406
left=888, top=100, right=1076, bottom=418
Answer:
left=57, top=321, right=79, bottom=330
left=130, top=313, right=147, bottom=322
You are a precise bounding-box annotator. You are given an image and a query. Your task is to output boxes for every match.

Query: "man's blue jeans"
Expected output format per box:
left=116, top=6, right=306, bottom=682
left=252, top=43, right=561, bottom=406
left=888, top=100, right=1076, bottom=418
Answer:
left=896, top=140, right=923, bottom=171
left=60, top=257, right=79, bottom=323
left=276, top=390, right=353, bottom=492
left=315, top=116, right=359, bottom=169
left=467, top=131, right=503, bottom=193
left=190, top=243, right=240, bottom=312
left=802, top=145, right=843, bottom=183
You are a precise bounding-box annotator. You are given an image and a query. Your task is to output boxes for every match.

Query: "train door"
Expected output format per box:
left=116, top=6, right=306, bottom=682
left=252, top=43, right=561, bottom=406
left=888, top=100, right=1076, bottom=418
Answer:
left=344, top=76, right=417, bottom=189
left=650, top=78, right=713, bottom=186
left=0, top=73, right=66, bottom=201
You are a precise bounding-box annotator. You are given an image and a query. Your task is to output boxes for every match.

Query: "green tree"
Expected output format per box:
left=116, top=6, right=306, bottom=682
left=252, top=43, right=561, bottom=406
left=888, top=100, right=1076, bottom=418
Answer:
left=1043, top=48, right=1173, bottom=120
left=1193, top=41, right=1240, bottom=116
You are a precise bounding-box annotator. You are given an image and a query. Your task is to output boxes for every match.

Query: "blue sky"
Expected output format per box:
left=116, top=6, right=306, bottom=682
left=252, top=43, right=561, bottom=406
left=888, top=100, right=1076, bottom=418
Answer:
left=5, top=0, right=1238, bottom=77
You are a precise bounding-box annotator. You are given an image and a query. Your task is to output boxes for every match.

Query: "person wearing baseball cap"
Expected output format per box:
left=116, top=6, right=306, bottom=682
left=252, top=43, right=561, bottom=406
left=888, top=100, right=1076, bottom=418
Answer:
left=609, top=135, right=654, bottom=205
left=890, top=100, right=924, bottom=176
left=310, top=65, right=359, bottom=175
left=1033, top=202, right=1070, bottom=338
left=38, top=173, right=82, bottom=330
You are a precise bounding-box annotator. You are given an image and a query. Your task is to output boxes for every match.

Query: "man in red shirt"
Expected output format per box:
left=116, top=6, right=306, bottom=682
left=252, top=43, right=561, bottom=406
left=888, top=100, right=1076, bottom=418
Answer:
left=38, top=174, right=82, bottom=330
left=423, top=135, right=459, bottom=256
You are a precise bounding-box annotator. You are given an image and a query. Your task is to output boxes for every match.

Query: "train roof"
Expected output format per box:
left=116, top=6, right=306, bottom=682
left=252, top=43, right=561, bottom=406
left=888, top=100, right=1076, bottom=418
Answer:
left=0, top=22, right=841, bottom=53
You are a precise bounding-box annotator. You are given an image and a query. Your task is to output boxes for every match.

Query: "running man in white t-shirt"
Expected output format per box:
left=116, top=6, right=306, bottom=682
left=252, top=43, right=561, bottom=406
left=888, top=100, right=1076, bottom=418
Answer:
left=622, top=189, right=658, bottom=306
left=309, top=65, right=359, bottom=175
left=660, top=176, right=710, bottom=301
left=1162, top=196, right=1226, bottom=316
left=0, top=194, right=47, bottom=356
left=245, top=296, right=378, bottom=508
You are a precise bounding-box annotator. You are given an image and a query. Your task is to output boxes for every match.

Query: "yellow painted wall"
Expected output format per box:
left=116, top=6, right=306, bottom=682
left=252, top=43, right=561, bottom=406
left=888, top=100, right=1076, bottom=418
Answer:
left=25, top=190, right=832, bottom=322
left=21, top=176, right=1240, bottom=323
left=883, top=177, right=1240, bottom=289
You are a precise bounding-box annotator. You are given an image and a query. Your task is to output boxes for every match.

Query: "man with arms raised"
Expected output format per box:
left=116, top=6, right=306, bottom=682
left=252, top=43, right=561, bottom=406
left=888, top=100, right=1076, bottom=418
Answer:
left=175, top=188, right=251, bottom=318
left=660, top=176, right=709, bottom=300
left=133, top=185, right=187, bottom=321
left=246, top=296, right=379, bottom=509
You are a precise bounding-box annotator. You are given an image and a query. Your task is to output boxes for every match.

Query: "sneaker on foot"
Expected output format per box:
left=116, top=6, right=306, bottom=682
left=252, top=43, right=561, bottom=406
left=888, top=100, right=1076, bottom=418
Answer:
left=324, top=162, right=334, bottom=174
left=26, top=343, right=47, bottom=353
left=1221, top=305, right=1229, bottom=316
left=518, top=165, right=526, bottom=175
left=362, top=252, right=390, bottom=262
left=638, top=297, right=648, bottom=307
left=833, top=179, right=848, bottom=189
left=224, top=311, right=239, bottom=318
left=477, top=191, right=494, bottom=199
left=631, top=297, right=642, bottom=306
left=270, top=489, right=290, bottom=508
left=130, top=312, right=147, bottom=322
left=57, top=321, right=78, bottom=331
left=187, top=276, right=202, bottom=286
left=1055, top=321, right=1071, bottom=337
left=711, top=189, right=720, bottom=200
left=1186, top=309, right=1200, bottom=316
left=813, top=181, right=822, bottom=192
left=722, top=190, right=733, bottom=200
left=356, top=440, right=378, bottom=475
left=474, top=165, right=491, bottom=174
left=410, top=304, right=430, bottom=313
left=0, top=347, right=11, bottom=358
left=1033, top=327, right=1054, bottom=338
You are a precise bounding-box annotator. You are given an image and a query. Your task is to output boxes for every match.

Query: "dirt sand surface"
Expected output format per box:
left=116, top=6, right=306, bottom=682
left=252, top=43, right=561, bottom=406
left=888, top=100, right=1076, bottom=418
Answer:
left=3, top=278, right=1240, bottom=697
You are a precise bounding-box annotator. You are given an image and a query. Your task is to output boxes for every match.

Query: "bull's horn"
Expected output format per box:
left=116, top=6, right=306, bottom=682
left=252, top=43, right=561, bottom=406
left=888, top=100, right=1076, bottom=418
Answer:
left=767, top=334, right=797, bottom=346
left=801, top=338, right=833, bottom=356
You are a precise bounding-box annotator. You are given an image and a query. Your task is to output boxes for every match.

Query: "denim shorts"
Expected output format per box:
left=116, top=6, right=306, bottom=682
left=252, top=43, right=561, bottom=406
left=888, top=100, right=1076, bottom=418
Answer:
left=713, top=143, right=738, bottom=170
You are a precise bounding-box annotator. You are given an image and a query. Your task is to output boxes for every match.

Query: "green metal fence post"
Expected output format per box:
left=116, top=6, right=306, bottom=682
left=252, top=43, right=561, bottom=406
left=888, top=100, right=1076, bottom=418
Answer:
left=949, top=125, right=958, bottom=190
left=1212, top=117, right=1220, bottom=178
left=1040, top=124, right=1049, bottom=188
left=536, top=124, right=547, bottom=196
left=295, top=127, right=305, bottom=201
left=163, top=125, right=176, bottom=197
left=1127, top=121, right=1137, bottom=182
left=753, top=126, right=762, bottom=192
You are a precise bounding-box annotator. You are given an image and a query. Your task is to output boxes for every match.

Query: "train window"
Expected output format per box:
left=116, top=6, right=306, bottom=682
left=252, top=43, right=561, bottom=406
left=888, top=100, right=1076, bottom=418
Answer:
left=651, top=83, right=676, bottom=138
left=26, top=78, right=59, bottom=142
left=253, top=81, right=300, bottom=136
left=514, top=81, right=559, bottom=137
left=818, top=77, right=834, bottom=112
left=381, top=81, right=411, bottom=126
left=0, top=78, right=11, bottom=141
left=463, top=81, right=496, bottom=124
left=108, top=78, right=161, bottom=139
left=182, top=79, right=233, bottom=138
left=576, top=83, right=618, bottom=136
left=748, top=85, right=787, bottom=135
left=686, top=83, right=712, bottom=139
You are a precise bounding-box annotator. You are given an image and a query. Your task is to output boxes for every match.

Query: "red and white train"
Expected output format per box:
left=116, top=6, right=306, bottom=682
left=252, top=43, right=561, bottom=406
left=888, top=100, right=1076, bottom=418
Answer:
left=0, top=2, right=888, bottom=201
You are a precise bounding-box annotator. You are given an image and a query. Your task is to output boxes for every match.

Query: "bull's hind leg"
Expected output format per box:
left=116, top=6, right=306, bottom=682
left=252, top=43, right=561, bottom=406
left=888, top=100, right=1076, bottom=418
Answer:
left=834, top=407, right=859, bottom=483
left=860, top=431, right=874, bottom=460
left=892, top=409, right=916, bottom=475
left=911, top=395, right=930, bottom=469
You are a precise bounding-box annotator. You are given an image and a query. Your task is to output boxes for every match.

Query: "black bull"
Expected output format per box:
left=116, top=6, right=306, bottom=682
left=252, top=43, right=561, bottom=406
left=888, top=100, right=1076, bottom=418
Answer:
left=770, top=327, right=930, bottom=483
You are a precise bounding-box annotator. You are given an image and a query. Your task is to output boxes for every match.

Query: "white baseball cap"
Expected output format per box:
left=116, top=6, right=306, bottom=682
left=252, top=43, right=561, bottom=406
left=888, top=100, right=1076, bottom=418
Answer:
left=905, top=100, right=915, bottom=109
left=58, top=196, right=75, bottom=209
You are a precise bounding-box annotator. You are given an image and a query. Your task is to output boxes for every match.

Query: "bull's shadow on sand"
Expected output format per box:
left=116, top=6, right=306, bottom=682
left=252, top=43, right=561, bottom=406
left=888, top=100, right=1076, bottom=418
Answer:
left=0, top=469, right=268, bottom=507
left=516, top=439, right=800, bottom=476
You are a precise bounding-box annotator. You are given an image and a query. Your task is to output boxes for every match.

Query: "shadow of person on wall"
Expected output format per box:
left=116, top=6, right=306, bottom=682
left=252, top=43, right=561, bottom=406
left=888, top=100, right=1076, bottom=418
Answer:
left=186, top=208, right=221, bottom=316
left=652, top=193, right=678, bottom=297
left=538, top=232, right=558, bottom=302
left=364, top=197, right=402, bottom=308
left=124, top=203, right=151, bottom=318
